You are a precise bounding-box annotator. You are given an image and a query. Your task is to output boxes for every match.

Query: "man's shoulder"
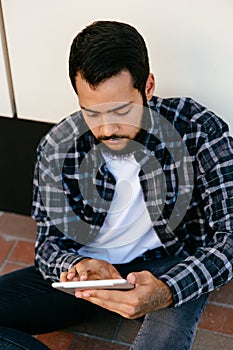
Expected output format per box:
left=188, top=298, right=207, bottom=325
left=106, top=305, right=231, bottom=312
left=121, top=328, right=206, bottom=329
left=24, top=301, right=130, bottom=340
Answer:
left=150, top=96, right=209, bottom=123
left=150, top=96, right=229, bottom=136
left=37, top=110, right=90, bottom=155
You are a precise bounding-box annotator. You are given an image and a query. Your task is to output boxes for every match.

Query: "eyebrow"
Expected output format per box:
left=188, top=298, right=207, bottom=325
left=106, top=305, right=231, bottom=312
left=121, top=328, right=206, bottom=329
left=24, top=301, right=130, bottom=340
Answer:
left=80, top=102, right=132, bottom=114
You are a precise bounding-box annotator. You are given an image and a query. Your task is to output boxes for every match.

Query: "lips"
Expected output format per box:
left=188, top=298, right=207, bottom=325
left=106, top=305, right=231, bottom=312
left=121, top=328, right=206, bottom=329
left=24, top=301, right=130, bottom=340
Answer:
left=98, top=135, right=128, bottom=141
left=104, top=138, right=125, bottom=143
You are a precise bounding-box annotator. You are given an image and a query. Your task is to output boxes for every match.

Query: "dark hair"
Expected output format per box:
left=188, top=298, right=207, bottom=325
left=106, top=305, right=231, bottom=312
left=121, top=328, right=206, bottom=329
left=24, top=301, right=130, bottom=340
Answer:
left=69, top=21, right=150, bottom=97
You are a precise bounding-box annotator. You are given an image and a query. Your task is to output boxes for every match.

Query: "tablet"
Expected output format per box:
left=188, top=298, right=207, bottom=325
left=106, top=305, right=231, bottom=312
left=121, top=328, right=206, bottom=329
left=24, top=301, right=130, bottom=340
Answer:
left=52, top=279, right=134, bottom=295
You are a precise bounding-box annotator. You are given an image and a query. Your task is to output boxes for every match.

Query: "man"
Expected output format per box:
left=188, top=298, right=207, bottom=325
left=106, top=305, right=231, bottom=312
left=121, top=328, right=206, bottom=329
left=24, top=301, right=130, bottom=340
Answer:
left=0, top=20, right=232, bottom=350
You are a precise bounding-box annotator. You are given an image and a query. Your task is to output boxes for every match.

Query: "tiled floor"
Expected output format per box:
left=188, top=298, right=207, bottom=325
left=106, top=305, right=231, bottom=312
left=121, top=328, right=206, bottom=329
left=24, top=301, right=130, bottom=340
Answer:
left=0, top=211, right=232, bottom=350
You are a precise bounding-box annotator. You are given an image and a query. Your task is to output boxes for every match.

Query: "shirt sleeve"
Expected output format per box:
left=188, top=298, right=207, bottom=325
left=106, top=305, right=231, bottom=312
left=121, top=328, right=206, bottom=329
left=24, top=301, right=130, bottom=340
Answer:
left=31, top=144, right=85, bottom=282
left=159, top=119, right=233, bottom=307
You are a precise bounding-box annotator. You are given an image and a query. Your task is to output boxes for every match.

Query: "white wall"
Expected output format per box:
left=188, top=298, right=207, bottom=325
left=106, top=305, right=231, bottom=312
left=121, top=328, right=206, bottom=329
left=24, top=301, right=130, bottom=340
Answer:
left=0, top=15, right=13, bottom=118
left=2, top=0, right=233, bottom=131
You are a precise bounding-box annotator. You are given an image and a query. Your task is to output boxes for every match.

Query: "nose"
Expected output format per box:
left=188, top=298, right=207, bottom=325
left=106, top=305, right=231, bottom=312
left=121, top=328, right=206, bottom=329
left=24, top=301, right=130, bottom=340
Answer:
left=100, top=115, right=119, bottom=136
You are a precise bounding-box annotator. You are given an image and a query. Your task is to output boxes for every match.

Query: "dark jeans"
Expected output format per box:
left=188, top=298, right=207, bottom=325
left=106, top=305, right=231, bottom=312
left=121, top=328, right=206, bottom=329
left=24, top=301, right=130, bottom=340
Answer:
left=0, top=255, right=209, bottom=350
left=0, top=327, right=49, bottom=350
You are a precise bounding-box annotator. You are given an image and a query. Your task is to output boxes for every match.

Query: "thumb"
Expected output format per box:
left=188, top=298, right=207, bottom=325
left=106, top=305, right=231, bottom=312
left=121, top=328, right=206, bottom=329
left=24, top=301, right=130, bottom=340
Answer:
left=127, top=271, right=147, bottom=285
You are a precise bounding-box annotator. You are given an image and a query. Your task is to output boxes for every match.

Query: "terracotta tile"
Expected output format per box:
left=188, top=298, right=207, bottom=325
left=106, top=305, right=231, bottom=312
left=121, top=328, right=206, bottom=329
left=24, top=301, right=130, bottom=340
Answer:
left=116, top=319, right=141, bottom=343
left=210, top=280, right=233, bottom=306
left=72, top=335, right=130, bottom=350
left=36, top=331, right=75, bottom=350
left=193, top=329, right=233, bottom=350
left=9, top=240, right=35, bottom=265
left=199, top=304, right=233, bottom=336
left=69, top=308, right=121, bottom=339
left=0, top=212, right=36, bottom=240
left=0, top=236, right=14, bottom=266
left=0, top=262, right=27, bottom=275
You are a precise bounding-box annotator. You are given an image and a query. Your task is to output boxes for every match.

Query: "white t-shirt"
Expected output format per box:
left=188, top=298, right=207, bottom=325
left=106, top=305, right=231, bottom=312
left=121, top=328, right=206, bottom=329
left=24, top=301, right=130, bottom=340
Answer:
left=78, top=154, right=162, bottom=263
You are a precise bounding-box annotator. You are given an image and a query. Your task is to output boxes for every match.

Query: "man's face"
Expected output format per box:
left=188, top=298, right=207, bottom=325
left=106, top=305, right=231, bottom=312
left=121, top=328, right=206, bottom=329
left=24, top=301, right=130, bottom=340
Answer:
left=75, top=70, right=144, bottom=153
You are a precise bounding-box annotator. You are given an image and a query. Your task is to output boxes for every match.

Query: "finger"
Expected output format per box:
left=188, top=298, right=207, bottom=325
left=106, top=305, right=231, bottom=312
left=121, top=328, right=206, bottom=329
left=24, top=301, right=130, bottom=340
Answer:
left=110, top=270, right=123, bottom=279
left=75, top=290, right=91, bottom=298
left=77, top=288, right=135, bottom=306
left=79, top=271, right=88, bottom=281
left=60, top=272, right=68, bottom=282
left=127, top=271, right=151, bottom=285
left=67, top=266, right=78, bottom=280
left=127, top=273, right=136, bottom=285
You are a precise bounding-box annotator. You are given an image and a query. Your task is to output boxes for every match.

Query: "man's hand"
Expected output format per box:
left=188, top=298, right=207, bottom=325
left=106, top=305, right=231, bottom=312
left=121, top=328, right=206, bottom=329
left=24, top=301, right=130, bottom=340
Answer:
left=74, top=270, right=173, bottom=319
left=60, top=258, right=122, bottom=282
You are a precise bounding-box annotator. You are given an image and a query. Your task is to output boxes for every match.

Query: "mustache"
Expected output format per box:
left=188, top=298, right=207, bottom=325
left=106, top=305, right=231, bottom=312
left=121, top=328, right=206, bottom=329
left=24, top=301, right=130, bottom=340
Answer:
left=97, top=134, right=130, bottom=141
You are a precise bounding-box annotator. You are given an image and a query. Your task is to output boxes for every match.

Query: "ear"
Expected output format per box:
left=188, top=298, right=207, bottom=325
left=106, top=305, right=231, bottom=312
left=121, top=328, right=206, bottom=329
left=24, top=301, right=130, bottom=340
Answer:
left=145, top=73, right=155, bottom=101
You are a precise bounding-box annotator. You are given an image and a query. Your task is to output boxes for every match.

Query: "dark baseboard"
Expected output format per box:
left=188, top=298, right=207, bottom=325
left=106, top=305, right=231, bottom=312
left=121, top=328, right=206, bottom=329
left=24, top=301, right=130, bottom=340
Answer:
left=0, top=116, right=54, bottom=216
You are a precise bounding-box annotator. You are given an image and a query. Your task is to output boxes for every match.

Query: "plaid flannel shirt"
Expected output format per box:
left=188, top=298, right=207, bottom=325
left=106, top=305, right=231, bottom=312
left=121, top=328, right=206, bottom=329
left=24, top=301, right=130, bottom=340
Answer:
left=32, top=96, right=233, bottom=307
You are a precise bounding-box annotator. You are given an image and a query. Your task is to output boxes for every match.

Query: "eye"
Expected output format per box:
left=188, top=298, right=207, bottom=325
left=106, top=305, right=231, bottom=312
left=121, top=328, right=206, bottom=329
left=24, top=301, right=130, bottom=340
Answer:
left=86, top=113, right=99, bottom=118
left=114, top=108, right=131, bottom=116
left=82, top=109, right=99, bottom=118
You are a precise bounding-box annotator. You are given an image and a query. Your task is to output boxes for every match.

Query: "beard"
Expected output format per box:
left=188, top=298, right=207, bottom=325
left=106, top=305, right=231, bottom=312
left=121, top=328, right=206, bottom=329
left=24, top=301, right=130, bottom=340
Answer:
left=97, top=133, right=146, bottom=159
left=96, top=97, right=150, bottom=159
